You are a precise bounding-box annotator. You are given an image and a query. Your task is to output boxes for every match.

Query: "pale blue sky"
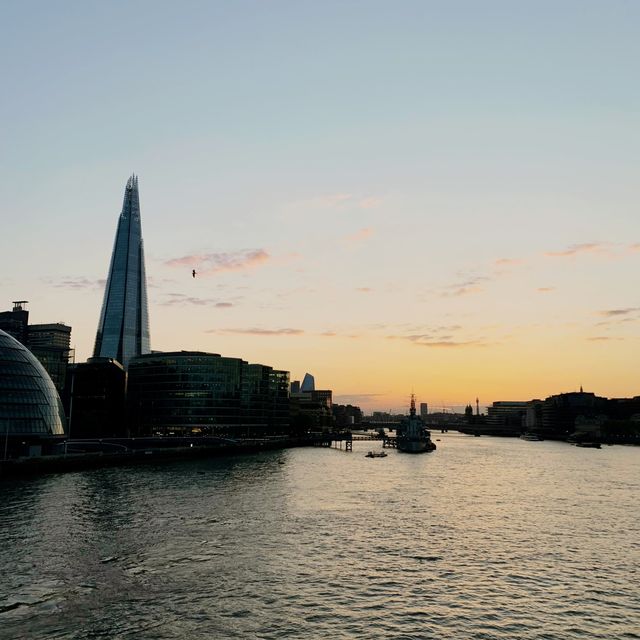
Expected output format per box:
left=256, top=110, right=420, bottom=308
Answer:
left=1, top=1, right=638, bottom=410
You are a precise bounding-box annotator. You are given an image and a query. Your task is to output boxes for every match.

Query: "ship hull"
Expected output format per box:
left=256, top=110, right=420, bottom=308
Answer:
left=397, top=438, right=436, bottom=453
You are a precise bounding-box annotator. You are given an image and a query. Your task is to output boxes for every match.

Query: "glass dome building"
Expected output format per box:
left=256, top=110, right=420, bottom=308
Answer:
left=0, top=329, right=66, bottom=442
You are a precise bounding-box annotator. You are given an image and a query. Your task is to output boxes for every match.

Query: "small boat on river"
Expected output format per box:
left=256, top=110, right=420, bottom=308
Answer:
left=365, top=451, right=387, bottom=458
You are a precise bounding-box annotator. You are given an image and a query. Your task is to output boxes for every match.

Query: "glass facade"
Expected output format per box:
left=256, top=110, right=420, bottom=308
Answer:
left=94, top=175, right=150, bottom=368
left=127, top=352, right=290, bottom=437
left=0, top=329, right=66, bottom=437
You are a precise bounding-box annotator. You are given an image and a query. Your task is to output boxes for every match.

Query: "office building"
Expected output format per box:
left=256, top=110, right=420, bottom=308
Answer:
left=65, top=358, right=126, bottom=439
left=28, top=323, right=72, bottom=393
left=300, top=373, right=315, bottom=392
left=94, top=175, right=151, bottom=368
left=127, top=351, right=290, bottom=437
left=486, top=401, right=529, bottom=433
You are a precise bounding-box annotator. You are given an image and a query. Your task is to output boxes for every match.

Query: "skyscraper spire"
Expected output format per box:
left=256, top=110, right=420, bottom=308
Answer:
left=93, top=175, right=151, bottom=367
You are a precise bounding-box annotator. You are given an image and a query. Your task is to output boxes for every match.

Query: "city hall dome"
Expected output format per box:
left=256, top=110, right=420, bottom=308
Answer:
left=0, top=329, right=66, bottom=436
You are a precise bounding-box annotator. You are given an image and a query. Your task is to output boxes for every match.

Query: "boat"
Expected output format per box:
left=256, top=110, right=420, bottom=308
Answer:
left=365, top=451, right=387, bottom=458
left=396, top=394, right=436, bottom=453
left=575, top=442, right=601, bottom=449
left=520, top=433, right=542, bottom=441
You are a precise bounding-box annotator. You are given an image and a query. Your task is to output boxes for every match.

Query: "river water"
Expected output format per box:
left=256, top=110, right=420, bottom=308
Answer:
left=1, top=434, right=638, bottom=639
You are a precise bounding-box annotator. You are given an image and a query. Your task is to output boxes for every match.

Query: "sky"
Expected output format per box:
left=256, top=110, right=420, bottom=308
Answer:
left=1, top=0, right=638, bottom=412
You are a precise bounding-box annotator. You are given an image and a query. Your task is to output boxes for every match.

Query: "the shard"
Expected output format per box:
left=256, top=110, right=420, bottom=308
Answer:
left=93, top=175, right=150, bottom=367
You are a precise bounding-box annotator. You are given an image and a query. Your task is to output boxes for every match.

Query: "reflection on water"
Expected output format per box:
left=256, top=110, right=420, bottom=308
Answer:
left=1, top=435, right=639, bottom=639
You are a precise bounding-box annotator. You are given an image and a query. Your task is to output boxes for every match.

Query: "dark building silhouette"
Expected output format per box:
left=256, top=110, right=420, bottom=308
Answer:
left=64, top=358, right=126, bottom=439
left=0, top=301, right=29, bottom=344
left=27, top=323, right=72, bottom=394
left=242, top=364, right=290, bottom=434
left=127, top=351, right=289, bottom=437
left=94, top=175, right=150, bottom=368
left=486, top=401, right=529, bottom=434
left=290, top=386, right=333, bottom=431
left=0, top=302, right=72, bottom=394
left=332, top=403, right=363, bottom=428
left=541, top=390, right=608, bottom=438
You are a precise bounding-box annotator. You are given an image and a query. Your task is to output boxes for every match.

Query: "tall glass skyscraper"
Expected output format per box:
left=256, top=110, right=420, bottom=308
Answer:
left=93, top=175, right=151, bottom=368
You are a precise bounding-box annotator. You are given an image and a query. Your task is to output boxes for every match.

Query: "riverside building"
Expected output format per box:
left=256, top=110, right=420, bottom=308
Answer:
left=0, top=329, right=66, bottom=457
left=127, top=351, right=289, bottom=437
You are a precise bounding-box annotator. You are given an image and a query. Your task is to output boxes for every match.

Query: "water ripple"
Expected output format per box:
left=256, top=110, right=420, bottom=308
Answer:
left=0, top=436, right=638, bottom=639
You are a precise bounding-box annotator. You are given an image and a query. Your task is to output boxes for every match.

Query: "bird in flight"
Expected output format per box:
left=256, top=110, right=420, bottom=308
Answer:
left=192, top=269, right=197, bottom=278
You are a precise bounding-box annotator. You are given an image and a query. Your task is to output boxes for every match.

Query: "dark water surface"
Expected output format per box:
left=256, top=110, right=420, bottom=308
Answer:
left=1, top=434, right=639, bottom=639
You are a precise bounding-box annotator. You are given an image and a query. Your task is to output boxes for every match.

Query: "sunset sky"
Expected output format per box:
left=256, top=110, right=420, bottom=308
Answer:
left=1, top=1, right=638, bottom=412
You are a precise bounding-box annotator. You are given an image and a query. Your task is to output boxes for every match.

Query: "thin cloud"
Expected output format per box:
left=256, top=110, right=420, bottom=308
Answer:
left=47, top=277, right=106, bottom=290
left=446, top=286, right=483, bottom=297
left=160, top=293, right=235, bottom=307
left=536, top=287, right=556, bottom=293
left=165, top=249, right=270, bottom=275
left=544, top=242, right=610, bottom=258
left=358, top=196, right=382, bottom=209
left=597, top=308, right=640, bottom=317
left=319, top=193, right=353, bottom=207
left=439, top=274, right=491, bottom=298
left=587, top=336, right=623, bottom=342
left=345, top=227, right=374, bottom=243
left=209, top=327, right=304, bottom=336
left=356, top=287, right=372, bottom=293
left=414, top=339, right=489, bottom=348
left=387, top=334, right=489, bottom=348
left=494, top=258, right=522, bottom=266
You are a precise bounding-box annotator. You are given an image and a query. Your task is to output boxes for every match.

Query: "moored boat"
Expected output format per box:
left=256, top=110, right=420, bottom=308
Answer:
left=397, top=394, right=436, bottom=453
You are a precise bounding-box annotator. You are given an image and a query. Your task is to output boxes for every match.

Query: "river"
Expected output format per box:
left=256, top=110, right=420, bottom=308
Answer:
left=1, top=434, right=638, bottom=639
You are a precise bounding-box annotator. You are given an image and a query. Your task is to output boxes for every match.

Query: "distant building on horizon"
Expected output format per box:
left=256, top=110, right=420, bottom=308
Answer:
left=420, top=402, right=428, bottom=420
left=300, top=373, right=315, bottom=392
left=93, top=175, right=150, bottom=368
